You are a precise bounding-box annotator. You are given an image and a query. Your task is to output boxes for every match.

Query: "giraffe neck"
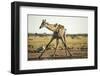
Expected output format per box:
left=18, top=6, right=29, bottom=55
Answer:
left=45, top=23, right=57, bottom=32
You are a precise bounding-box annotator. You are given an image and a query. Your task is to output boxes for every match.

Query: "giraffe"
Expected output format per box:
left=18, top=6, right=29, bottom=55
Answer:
left=39, top=19, right=72, bottom=59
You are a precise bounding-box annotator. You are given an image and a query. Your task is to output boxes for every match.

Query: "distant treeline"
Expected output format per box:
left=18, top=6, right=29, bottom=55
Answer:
left=28, top=33, right=88, bottom=37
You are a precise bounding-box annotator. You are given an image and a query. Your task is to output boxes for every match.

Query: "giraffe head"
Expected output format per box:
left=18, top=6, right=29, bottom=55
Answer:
left=39, top=19, right=46, bottom=29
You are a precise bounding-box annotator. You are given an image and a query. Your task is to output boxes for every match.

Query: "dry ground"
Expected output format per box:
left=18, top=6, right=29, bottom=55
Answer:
left=28, top=34, right=88, bottom=60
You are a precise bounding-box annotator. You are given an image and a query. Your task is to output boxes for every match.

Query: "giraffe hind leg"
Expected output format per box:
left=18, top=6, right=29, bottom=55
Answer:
left=66, top=47, right=72, bottom=56
left=61, top=37, right=72, bottom=56
left=53, top=39, right=59, bottom=57
left=65, top=44, right=72, bottom=56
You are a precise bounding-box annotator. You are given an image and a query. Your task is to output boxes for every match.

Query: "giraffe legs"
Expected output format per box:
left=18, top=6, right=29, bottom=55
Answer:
left=61, top=37, right=72, bottom=56
left=38, top=35, right=72, bottom=59
left=38, top=37, right=54, bottom=59
left=53, top=38, right=59, bottom=57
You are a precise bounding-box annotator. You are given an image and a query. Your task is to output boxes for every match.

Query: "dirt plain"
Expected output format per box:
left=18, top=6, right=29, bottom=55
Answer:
left=28, top=34, right=88, bottom=60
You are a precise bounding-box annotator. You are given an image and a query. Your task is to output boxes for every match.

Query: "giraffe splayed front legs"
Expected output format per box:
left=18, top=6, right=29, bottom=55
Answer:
left=38, top=19, right=72, bottom=59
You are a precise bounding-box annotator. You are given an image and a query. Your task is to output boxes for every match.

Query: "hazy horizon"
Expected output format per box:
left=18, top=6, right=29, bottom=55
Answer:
left=28, top=14, right=88, bottom=34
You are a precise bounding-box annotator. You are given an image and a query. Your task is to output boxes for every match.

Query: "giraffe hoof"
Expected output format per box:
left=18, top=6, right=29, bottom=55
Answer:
left=50, top=55, right=54, bottom=57
left=50, top=54, right=55, bottom=57
left=53, top=54, right=58, bottom=57
left=55, top=54, right=59, bottom=56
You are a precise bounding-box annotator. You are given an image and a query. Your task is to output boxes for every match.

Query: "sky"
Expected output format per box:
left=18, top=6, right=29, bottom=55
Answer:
left=28, top=14, right=88, bottom=34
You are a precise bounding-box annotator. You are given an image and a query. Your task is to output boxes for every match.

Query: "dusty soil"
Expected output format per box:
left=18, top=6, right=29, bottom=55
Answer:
left=28, top=49, right=87, bottom=60
left=28, top=34, right=88, bottom=60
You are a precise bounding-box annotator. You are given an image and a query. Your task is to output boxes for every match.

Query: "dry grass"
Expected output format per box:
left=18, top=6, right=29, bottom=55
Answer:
left=28, top=34, right=88, bottom=60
